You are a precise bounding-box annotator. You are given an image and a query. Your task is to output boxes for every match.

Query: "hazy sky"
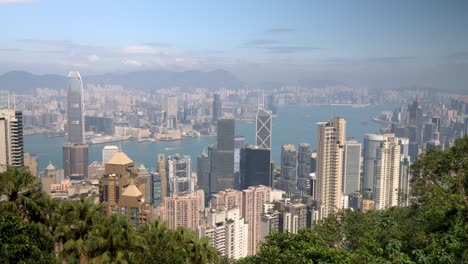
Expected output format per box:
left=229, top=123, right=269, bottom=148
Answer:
left=1, top=0, right=467, bottom=89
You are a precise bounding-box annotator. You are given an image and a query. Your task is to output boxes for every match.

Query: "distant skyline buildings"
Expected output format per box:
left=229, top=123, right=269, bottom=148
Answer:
left=212, top=93, right=222, bottom=122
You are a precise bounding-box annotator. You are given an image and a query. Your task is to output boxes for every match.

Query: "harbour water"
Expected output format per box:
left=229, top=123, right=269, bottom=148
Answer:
left=24, top=105, right=394, bottom=172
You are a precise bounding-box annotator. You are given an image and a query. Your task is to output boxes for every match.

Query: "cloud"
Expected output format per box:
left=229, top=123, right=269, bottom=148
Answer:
left=119, top=45, right=174, bottom=56
left=244, top=39, right=282, bottom=46
left=266, top=27, right=296, bottom=34
left=0, top=0, right=38, bottom=3
left=121, top=59, right=144, bottom=67
left=263, top=46, right=319, bottom=54
left=87, top=55, right=99, bottom=63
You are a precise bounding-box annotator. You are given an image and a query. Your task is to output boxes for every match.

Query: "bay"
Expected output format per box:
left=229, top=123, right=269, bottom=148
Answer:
left=25, top=105, right=393, bottom=172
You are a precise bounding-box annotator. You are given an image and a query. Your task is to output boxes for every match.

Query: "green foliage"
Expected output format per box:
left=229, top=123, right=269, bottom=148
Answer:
left=0, top=166, right=222, bottom=264
left=239, top=137, right=468, bottom=264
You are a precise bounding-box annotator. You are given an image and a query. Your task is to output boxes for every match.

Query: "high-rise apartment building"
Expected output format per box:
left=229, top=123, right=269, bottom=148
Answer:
left=280, top=144, right=297, bottom=196
left=212, top=93, right=222, bottom=122
left=161, top=193, right=201, bottom=230
left=24, top=152, right=38, bottom=178
left=342, top=139, right=362, bottom=195
left=315, top=117, right=346, bottom=218
left=256, top=108, right=272, bottom=149
left=167, top=155, right=196, bottom=195
left=198, top=207, right=248, bottom=260
left=0, top=109, right=23, bottom=171
left=64, top=71, right=88, bottom=179
left=374, top=134, right=401, bottom=210
left=243, top=185, right=270, bottom=255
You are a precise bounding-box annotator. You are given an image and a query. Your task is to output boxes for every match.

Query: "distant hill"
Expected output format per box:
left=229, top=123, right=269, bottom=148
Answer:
left=0, top=71, right=67, bottom=93
left=0, top=69, right=244, bottom=93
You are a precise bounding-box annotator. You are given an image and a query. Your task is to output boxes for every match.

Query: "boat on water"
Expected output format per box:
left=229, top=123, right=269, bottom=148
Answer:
left=88, top=135, right=132, bottom=145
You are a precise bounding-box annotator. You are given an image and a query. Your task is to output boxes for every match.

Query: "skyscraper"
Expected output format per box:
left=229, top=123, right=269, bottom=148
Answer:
left=243, top=185, right=270, bottom=255
left=363, top=134, right=385, bottom=191
left=157, top=154, right=168, bottom=198
left=66, top=72, right=85, bottom=144
left=256, top=108, right=272, bottom=149
left=240, top=145, right=271, bottom=189
left=280, top=144, right=297, bottom=196
left=167, top=155, right=195, bottom=196
left=315, top=117, right=346, bottom=218
left=166, top=96, right=178, bottom=119
left=209, top=119, right=235, bottom=194
left=374, top=134, right=400, bottom=210
left=342, top=139, right=362, bottom=195
left=197, top=152, right=210, bottom=196
left=212, top=93, right=222, bottom=122
left=297, top=143, right=312, bottom=195
left=63, top=71, right=88, bottom=179
left=0, top=109, right=23, bottom=172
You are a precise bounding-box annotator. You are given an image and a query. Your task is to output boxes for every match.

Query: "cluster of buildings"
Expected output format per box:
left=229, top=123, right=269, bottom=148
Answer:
left=2, top=70, right=468, bottom=260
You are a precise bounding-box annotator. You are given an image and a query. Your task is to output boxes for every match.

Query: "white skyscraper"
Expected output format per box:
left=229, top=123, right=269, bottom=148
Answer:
left=374, top=134, right=401, bottom=210
left=315, top=117, right=346, bottom=218
left=0, top=109, right=23, bottom=172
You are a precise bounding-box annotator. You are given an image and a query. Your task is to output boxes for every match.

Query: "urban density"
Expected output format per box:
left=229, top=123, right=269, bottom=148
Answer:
left=0, top=1, right=467, bottom=263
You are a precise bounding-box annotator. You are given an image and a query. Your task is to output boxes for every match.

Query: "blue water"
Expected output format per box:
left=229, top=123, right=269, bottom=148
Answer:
left=25, top=105, right=393, bottom=172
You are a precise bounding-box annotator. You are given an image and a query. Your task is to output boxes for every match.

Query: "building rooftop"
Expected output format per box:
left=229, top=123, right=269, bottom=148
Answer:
left=107, top=150, right=133, bottom=165
left=122, top=184, right=142, bottom=197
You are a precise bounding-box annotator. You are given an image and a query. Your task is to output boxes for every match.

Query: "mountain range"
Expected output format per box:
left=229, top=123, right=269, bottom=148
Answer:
left=0, top=69, right=245, bottom=93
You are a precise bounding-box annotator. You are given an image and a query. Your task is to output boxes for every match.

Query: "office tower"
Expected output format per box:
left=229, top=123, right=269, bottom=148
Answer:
left=348, top=192, right=363, bottom=211
left=150, top=171, right=163, bottom=207
left=137, top=163, right=151, bottom=202
left=104, top=150, right=135, bottom=175
left=63, top=143, right=88, bottom=180
left=118, top=184, right=153, bottom=224
left=167, top=155, right=195, bottom=195
left=316, top=117, right=346, bottom=218
left=157, top=154, right=168, bottom=198
left=198, top=207, right=248, bottom=260
left=240, top=145, right=271, bottom=189
left=166, top=96, right=178, bottom=118
left=408, top=98, right=422, bottom=127
left=210, top=189, right=244, bottom=215
left=256, top=108, right=272, bottom=149
left=280, top=144, right=297, bottom=196
left=264, top=94, right=277, bottom=115
left=210, top=119, right=235, bottom=194
left=66, top=72, right=85, bottom=144
left=342, top=139, right=362, bottom=195
left=64, top=72, right=88, bottom=179
left=363, top=134, right=385, bottom=191
left=161, top=193, right=201, bottom=230
left=0, top=109, right=24, bottom=172
left=374, top=134, right=400, bottom=210
left=212, top=93, right=222, bottom=122
left=102, top=145, right=119, bottom=165
left=431, top=116, right=441, bottom=133
left=243, top=185, right=270, bottom=255
left=297, top=143, right=312, bottom=195
left=422, top=122, right=436, bottom=144
left=234, top=135, right=245, bottom=188
left=197, top=152, right=210, bottom=196
left=24, top=153, right=38, bottom=178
